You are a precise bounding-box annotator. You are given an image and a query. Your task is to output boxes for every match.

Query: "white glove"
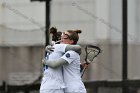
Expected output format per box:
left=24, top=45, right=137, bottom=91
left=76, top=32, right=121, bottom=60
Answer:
left=45, top=45, right=54, bottom=53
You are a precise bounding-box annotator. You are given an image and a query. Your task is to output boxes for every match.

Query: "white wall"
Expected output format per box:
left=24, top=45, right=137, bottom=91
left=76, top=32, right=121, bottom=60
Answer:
left=0, top=0, right=45, bottom=46
left=50, top=0, right=140, bottom=81
left=50, top=0, right=97, bottom=45
left=50, top=0, right=122, bottom=81
left=0, top=0, right=140, bottom=83
left=128, top=0, right=140, bottom=80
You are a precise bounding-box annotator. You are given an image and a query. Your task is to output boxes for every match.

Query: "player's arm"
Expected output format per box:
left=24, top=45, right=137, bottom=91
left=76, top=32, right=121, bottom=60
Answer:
left=42, top=50, right=78, bottom=68
left=45, top=44, right=81, bottom=54
left=42, top=58, right=68, bottom=68
left=65, top=45, right=81, bottom=54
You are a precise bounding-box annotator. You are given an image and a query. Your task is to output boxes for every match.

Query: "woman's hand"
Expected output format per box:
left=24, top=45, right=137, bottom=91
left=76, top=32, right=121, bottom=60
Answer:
left=45, top=45, right=54, bottom=53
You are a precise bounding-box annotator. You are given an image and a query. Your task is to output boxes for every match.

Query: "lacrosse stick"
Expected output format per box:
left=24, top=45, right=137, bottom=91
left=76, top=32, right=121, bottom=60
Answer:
left=81, top=45, right=101, bottom=78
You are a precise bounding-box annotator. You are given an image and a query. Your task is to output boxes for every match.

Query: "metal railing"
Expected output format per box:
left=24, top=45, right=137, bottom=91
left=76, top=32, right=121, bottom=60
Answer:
left=1, top=80, right=140, bottom=93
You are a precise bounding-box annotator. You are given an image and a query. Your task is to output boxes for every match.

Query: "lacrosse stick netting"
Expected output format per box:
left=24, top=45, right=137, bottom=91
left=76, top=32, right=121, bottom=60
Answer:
left=81, top=45, right=101, bottom=78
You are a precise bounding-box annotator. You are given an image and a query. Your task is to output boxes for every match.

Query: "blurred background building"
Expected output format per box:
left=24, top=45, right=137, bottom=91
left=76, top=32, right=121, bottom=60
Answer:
left=0, top=0, right=140, bottom=93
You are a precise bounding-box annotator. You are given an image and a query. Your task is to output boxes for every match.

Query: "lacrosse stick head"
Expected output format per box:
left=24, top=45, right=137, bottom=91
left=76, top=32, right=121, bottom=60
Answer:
left=85, top=45, right=101, bottom=63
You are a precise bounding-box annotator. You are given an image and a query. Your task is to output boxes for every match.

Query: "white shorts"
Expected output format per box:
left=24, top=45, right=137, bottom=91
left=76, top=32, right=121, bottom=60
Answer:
left=40, top=89, right=64, bottom=93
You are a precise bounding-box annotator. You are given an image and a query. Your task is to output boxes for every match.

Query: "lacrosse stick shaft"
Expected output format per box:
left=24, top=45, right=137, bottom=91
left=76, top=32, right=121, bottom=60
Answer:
left=81, top=67, right=86, bottom=78
left=81, top=66, right=87, bottom=78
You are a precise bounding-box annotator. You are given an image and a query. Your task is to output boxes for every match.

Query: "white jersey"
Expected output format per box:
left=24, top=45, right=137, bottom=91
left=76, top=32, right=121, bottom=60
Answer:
left=40, top=44, right=67, bottom=90
left=61, top=50, right=86, bottom=93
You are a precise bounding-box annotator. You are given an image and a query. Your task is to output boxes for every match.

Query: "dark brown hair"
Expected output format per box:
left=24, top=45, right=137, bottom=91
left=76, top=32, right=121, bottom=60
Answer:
left=49, top=27, right=62, bottom=42
left=66, top=29, right=82, bottom=44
